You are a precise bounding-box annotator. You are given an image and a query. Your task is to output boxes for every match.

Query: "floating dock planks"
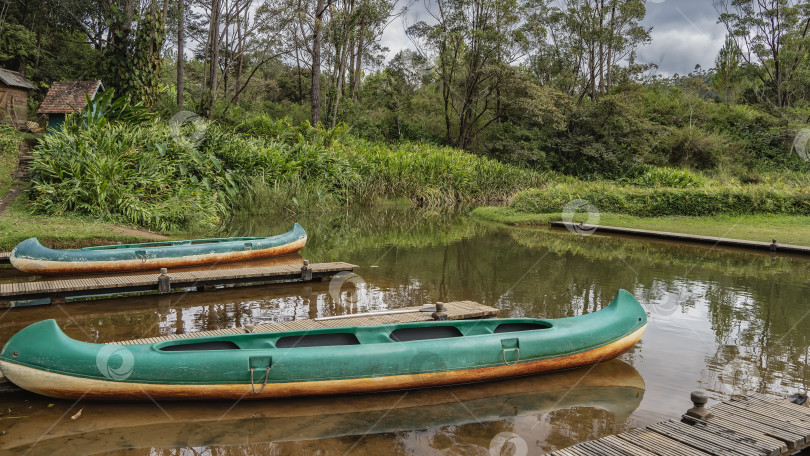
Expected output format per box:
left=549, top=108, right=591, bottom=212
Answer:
left=0, top=261, right=357, bottom=305
left=0, top=252, right=9, bottom=265
left=550, top=221, right=810, bottom=255
left=546, top=392, right=810, bottom=456
left=110, top=300, right=499, bottom=345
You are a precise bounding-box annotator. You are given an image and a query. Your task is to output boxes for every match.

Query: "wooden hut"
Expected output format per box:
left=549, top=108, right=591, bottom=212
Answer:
left=0, top=69, right=36, bottom=129
left=37, top=80, right=104, bottom=131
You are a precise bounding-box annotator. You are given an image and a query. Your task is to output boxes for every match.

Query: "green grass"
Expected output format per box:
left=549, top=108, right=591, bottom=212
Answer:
left=0, top=126, right=21, bottom=198
left=0, top=196, right=168, bottom=251
left=472, top=206, right=810, bottom=246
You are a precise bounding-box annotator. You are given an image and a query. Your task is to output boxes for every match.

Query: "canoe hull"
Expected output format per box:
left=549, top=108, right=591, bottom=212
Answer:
left=10, top=224, right=307, bottom=275
left=0, top=290, right=647, bottom=400
left=0, top=326, right=644, bottom=400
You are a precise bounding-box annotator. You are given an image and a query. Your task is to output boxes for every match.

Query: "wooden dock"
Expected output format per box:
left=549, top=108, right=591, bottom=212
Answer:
left=0, top=251, right=9, bottom=265
left=547, top=392, right=810, bottom=455
left=0, top=261, right=356, bottom=305
left=111, top=300, right=499, bottom=345
left=551, top=221, right=810, bottom=255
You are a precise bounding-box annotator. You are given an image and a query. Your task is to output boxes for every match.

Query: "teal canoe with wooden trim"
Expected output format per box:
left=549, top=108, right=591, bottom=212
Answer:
left=9, top=223, right=307, bottom=275
left=0, top=290, right=646, bottom=400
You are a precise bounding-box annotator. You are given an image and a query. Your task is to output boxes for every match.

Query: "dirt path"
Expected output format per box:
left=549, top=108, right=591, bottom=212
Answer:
left=0, top=185, right=23, bottom=215
left=112, top=225, right=170, bottom=240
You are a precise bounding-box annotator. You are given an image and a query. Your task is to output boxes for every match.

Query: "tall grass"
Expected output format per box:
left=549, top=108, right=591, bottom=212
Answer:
left=28, top=114, right=546, bottom=231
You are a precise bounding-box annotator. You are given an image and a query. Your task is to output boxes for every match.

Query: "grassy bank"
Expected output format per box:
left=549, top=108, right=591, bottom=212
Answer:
left=472, top=207, right=810, bottom=246
left=0, top=196, right=168, bottom=251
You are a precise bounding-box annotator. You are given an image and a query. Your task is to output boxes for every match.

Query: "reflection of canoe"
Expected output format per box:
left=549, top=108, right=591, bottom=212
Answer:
left=0, top=290, right=646, bottom=400
left=9, top=223, right=307, bottom=275
left=0, top=360, right=645, bottom=455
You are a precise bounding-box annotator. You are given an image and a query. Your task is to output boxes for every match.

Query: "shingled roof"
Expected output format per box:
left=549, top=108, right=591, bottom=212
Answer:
left=37, top=80, right=103, bottom=114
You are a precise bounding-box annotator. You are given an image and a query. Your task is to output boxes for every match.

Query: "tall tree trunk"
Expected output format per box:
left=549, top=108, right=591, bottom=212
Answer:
left=208, top=0, right=221, bottom=116
left=234, top=4, right=246, bottom=103
left=295, top=44, right=303, bottom=103
left=605, top=2, right=615, bottom=92
left=598, top=0, right=604, bottom=94
left=311, top=0, right=325, bottom=125
left=177, top=0, right=184, bottom=108
left=331, top=37, right=350, bottom=127
left=352, top=26, right=363, bottom=102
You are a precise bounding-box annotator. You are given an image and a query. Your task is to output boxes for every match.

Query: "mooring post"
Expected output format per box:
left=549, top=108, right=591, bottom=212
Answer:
left=685, top=391, right=712, bottom=420
left=432, top=302, right=448, bottom=321
left=158, top=268, right=171, bottom=293
left=301, top=260, right=312, bottom=281
left=771, top=239, right=778, bottom=252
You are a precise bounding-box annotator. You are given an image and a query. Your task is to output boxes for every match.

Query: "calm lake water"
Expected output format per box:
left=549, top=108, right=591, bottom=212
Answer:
left=1, top=208, right=809, bottom=455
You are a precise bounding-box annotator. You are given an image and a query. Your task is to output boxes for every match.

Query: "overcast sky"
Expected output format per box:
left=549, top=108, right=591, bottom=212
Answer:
left=379, top=0, right=728, bottom=77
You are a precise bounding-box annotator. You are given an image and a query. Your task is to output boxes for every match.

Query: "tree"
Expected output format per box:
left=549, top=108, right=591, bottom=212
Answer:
left=713, top=35, right=742, bottom=103
left=408, top=0, right=529, bottom=149
left=716, top=0, right=810, bottom=108
left=528, top=0, right=650, bottom=103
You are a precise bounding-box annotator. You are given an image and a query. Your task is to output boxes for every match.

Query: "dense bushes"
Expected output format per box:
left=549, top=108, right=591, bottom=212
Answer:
left=29, top=123, right=234, bottom=231
left=28, top=114, right=545, bottom=231
left=511, top=182, right=810, bottom=217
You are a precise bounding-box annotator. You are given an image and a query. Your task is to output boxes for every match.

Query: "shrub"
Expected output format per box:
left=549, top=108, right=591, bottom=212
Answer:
left=511, top=182, right=810, bottom=217
left=630, top=166, right=706, bottom=188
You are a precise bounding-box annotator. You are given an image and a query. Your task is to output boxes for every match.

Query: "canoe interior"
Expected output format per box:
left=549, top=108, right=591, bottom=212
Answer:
left=81, top=236, right=269, bottom=251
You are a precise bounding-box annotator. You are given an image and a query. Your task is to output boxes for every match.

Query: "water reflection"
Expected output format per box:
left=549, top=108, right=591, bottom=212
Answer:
left=0, top=360, right=643, bottom=455
left=0, top=207, right=809, bottom=454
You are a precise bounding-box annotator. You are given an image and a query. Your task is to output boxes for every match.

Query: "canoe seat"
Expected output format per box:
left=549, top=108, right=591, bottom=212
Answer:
left=276, top=333, right=360, bottom=348
left=494, top=323, right=551, bottom=333
left=160, top=341, right=241, bottom=351
left=390, top=326, right=463, bottom=342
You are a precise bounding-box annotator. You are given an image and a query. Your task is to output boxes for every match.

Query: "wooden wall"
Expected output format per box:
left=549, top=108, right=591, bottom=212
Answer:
left=0, top=85, right=29, bottom=128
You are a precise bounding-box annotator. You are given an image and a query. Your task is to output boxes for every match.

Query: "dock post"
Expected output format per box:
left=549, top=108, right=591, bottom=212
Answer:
left=301, top=260, right=312, bottom=281
left=685, top=391, right=712, bottom=420
left=158, top=268, right=171, bottom=293
left=432, top=302, right=448, bottom=321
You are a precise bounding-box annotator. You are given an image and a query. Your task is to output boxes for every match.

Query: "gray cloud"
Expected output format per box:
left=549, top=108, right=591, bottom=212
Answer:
left=638, top=0, right=728, bottom=76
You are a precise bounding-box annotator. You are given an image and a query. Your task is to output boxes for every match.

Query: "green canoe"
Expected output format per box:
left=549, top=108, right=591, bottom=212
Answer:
left=9, top=223, right=307, bottom=275
left=0, top=290, right=646, bottom=400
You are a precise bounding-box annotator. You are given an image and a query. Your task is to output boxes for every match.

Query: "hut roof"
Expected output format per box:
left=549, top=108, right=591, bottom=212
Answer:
left=37, top=80, right=104, bottom=114
left=0, top=69, right=36, bottom=90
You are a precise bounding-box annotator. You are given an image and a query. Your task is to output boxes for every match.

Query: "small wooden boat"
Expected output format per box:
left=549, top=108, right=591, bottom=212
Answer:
left=0, top=290, right=646, bottom=400
left=9, top=224, right=307, bottom=275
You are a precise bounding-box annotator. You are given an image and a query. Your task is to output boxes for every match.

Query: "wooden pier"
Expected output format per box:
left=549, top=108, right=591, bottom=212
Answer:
left=547, top=392, right=810, bottom=456
left=110, top=300, right=499, bottom=345
left=551, top=221, right=810, bottom=255
left=0, top=251, right=9, bottom=265
left=0, top=261, right=356, bottom=306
